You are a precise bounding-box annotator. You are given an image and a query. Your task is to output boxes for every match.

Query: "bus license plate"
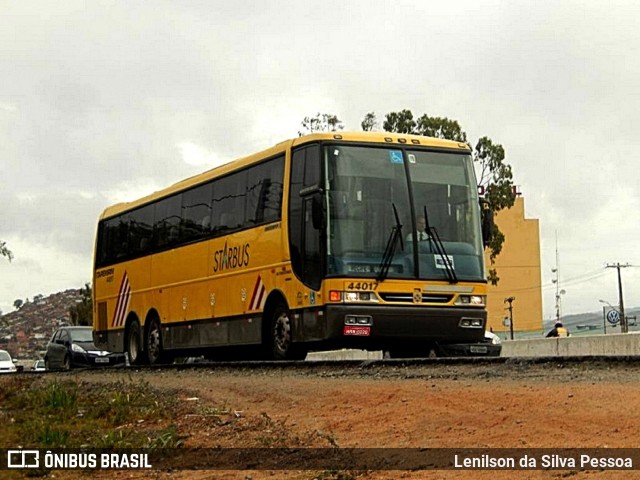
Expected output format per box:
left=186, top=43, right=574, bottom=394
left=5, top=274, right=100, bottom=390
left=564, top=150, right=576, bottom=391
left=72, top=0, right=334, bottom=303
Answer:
left=95, top=357, right=110, bottom=364
left=344, top=326, right=370, bottom=336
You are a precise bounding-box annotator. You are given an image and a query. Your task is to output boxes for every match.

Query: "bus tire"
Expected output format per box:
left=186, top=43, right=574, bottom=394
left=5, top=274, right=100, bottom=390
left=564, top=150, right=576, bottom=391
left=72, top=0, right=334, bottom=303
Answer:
left=269, top=303, right=305, bottom=360
left=145, top=316, right=164, bottom=365
left=126, top=320, right=142, bottom=365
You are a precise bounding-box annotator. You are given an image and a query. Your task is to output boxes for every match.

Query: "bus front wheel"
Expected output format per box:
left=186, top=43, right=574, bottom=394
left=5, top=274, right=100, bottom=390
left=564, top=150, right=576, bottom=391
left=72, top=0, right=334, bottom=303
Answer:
left=268, top=303, right=306, bottom=360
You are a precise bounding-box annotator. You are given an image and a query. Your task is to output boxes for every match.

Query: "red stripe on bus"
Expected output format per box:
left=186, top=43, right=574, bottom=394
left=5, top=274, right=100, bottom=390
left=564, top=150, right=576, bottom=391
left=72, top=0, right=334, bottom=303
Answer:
left=249, top=276, right=263, bottom=310
left=112, top=273, right=130, bottom=327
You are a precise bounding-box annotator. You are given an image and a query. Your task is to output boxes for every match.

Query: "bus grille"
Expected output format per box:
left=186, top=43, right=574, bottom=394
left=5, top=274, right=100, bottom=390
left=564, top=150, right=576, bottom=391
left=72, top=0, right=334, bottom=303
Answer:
left=378, top=293, right=453, bottom=304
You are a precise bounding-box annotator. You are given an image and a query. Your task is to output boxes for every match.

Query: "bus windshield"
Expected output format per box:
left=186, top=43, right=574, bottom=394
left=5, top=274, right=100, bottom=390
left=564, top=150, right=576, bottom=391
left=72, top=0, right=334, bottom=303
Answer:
left=324, top=145, right=485, bottom=282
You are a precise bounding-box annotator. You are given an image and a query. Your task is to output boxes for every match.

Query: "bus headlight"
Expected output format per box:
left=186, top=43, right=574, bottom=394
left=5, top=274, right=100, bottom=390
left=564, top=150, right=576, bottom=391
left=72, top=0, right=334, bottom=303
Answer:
left=329, top=290, right=378, bottom=303
left=455, top=295, right=486, bottom=306
left=344, top=292, right=358, bottom=302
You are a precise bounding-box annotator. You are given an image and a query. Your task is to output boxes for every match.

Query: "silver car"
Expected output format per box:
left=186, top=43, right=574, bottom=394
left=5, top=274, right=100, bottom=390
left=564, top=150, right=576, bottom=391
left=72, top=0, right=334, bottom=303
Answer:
left=0, top=349, right=17, bottom=374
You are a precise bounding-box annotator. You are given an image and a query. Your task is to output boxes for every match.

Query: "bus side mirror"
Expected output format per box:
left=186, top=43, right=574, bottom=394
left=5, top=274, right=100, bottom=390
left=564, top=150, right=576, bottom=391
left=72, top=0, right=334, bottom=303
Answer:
left=480, top=200, right=493, bottom=247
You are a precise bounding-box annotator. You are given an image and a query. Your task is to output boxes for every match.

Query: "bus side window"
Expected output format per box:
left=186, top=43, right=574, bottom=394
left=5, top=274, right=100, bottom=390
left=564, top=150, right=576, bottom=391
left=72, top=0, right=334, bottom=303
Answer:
left=153, top=194, right=182, bottom=249
left=212, top=171, right=246, bottom=232
left=129, top=204, right=153, bottom=255
left=245, top=155, right=285, bottom=225
left=220, top=213, right=237, bottom=231
left=181, top=183, right=212, bottom=242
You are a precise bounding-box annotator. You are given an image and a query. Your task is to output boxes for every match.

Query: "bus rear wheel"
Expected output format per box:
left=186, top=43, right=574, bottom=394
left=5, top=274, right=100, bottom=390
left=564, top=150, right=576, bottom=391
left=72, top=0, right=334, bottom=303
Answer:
left=126, top=321, right=142, bottom=365
left=145, top=317, right=164, bottom=365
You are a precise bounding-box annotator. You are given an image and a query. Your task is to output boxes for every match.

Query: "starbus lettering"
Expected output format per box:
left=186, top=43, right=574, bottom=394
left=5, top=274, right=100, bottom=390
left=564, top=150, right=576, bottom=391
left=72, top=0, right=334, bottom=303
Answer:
left=95, top=267, right=115, bottom=279
left=213, top=241, right=250, bottom=272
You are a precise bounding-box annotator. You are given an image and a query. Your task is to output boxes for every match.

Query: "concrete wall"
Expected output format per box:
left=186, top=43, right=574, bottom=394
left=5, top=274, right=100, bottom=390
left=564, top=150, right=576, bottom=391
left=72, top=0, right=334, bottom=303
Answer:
left=306, top=334, right=640, bottom=360
left=502, top=333, right=640, bottom=357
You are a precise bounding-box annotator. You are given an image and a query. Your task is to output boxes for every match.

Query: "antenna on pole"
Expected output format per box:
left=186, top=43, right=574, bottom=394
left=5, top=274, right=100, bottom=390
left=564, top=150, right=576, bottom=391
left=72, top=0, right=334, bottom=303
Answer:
left=551, top=231, right=564, bottom=323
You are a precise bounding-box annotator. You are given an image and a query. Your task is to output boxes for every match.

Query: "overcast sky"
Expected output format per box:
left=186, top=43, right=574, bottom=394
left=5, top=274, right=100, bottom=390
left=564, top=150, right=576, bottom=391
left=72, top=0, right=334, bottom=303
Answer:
left=1, top=0, right=639, bottom=321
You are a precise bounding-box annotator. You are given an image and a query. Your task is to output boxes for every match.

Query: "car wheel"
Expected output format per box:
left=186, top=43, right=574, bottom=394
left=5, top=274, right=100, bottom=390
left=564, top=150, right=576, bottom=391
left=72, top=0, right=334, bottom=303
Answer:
left=145, top=317, right=163, bottom=365
left=127, top=321, right=142, bottom=365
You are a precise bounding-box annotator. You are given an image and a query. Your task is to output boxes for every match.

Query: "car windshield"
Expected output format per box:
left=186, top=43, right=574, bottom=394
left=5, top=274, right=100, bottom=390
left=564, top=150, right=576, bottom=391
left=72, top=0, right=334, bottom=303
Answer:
left=0, top=351, right=11, bottom=361
left=69, top=328, right=94, bottom=342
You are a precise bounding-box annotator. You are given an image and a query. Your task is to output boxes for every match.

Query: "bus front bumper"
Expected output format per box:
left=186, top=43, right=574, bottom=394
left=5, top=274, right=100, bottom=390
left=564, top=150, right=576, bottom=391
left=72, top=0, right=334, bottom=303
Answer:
left=307, top=304, right=486, bottom=350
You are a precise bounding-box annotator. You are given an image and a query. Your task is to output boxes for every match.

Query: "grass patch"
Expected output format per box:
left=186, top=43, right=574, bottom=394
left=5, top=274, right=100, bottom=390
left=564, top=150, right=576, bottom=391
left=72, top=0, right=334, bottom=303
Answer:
left=0, top=374, right=352, bottom=478
left=1, top=377, right=182, bottom=449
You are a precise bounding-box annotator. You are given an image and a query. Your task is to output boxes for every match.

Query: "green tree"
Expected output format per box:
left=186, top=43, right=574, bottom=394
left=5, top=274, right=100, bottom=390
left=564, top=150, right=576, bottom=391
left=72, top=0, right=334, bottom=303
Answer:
left=13, top=299, right=23, bottom=310
left=382, top=109, right=416, bottom=134
left=69, top=283, right=93, bottom=326
left=298, top=113, right=344, bottom=136
left=1, top=240, right=13, bottom=262
left=372, top=109, right=516, bottom=284
left=361, top=112, right=378, bottom=132
left=416, top=115, right=467, bottom=143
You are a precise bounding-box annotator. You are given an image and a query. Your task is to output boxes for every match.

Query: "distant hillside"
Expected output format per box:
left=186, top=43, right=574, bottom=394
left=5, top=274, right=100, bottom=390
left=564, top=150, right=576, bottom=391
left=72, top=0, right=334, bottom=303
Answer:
left=542, top=307, right=640, bottom=336
left=0, top=289, right=83, bottom=360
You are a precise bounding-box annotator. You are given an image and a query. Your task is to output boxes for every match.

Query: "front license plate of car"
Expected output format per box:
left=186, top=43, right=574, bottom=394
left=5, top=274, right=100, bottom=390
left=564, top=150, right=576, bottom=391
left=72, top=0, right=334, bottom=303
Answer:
left=470, top=345, right=488, bottom=354
left=94, top=357, right=110, bottom=364
left=344, top=326, right=371, bottom=336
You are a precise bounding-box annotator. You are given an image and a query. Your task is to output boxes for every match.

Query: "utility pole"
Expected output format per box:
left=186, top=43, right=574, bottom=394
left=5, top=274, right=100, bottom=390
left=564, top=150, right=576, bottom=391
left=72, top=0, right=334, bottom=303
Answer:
left=505, top=296, right=515, bottom=340
left=606, top=263, right=630, bottom=333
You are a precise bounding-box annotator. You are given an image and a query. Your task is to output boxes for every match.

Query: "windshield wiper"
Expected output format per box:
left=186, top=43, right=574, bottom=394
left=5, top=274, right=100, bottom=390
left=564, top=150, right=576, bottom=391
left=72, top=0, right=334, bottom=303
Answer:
left=377, top=203, right=404, bottom=282
left=422, top=205, right=458, bottom=284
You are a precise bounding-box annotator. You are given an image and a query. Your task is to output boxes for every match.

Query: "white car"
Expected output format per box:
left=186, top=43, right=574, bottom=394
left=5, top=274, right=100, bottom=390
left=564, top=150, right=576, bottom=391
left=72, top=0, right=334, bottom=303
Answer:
left=0, top=349, right=18, bottom=374
left=32, top=359, right=46, bottom=372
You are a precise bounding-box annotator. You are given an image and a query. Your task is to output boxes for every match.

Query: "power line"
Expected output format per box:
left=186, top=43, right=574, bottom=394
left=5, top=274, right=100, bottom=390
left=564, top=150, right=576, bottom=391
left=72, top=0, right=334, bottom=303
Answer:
left=491, top=268, right=608, bottom=295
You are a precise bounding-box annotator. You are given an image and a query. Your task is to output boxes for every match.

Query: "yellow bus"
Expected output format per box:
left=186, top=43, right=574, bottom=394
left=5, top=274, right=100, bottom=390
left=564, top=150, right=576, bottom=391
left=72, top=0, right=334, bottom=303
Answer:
left=93, top=131, right=491, bottom=363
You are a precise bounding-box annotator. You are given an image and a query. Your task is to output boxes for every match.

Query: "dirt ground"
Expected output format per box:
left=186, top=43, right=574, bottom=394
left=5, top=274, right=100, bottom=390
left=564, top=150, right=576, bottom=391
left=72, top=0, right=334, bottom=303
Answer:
left=9, top=358, right=640, bottom=480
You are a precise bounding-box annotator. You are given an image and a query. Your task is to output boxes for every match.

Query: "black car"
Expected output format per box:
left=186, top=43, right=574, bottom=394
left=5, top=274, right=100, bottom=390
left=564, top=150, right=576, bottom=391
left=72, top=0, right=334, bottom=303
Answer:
left=44, top=326, right=125, bottom=370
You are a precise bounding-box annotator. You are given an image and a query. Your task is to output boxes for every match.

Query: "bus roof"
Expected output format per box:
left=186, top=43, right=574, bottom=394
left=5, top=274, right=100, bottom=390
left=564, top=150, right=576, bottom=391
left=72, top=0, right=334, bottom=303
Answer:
left=99, top=131, right=470, bottom=220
